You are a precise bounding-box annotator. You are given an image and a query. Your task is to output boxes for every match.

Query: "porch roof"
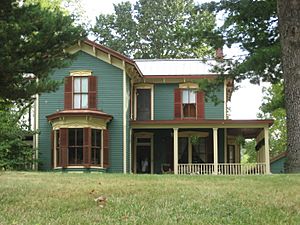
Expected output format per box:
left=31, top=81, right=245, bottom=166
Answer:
left=130, top=119, right=274, bottom=130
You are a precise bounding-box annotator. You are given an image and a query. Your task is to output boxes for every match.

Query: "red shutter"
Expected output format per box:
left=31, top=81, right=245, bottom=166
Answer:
left=60, top=128, right=68, bottom=168
left=88, top=76, right=97, bottom=109
left=64, top=77, right=73, bottom=110
left=51, top=130, right=54, bottom=169
left=174, top=88, right=182, bottom=119
left=83, top=128, right=91, bottom=167
left=103, top=129, right=109, bottom=168
left=197, top=91, right=205, bottom=119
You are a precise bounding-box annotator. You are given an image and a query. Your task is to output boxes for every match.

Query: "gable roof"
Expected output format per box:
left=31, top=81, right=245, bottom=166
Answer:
left=270, top=151, right=287, bottom=163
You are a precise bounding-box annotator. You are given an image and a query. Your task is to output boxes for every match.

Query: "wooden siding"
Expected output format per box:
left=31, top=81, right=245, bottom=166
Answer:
left=204, top=85, right=224, bottom=119
left=39, top=51, right=124, bottom=172
left=126, top=75, right=131, bottom=173
left=271, top=157, right=286, bottom=173
left=154, top=84, right=177, bottom=120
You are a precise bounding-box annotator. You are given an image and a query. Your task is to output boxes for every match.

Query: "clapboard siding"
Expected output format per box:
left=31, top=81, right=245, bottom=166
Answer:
left=154, top=84, right=177, bottom=120
left=205, top=85, right=224, bottom=119
left=39, top=51, right=124, bottom=172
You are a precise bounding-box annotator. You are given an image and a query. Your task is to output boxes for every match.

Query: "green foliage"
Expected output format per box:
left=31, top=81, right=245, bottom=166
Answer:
left=241, top=139, right=256, bottom=163
left=259, top=83, right=286, bottom=158
left=0, top=111, right=36, bottom=170
left=212, top=0, right=281, bottom=84
left=0, top=0, right=85, bottom=108
left=92, top=0, right=220, bottom=59
left=198, top=78, right=224, bottom=105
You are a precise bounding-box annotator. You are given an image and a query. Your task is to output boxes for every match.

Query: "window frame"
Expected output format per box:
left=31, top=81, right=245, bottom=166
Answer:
left=68, top=128, right=84, bottom=165
left=73, top=76, right=89, bottom=109
left=182, top=89, right=197, bottom=118
left=134, top=84, right=154, bottom=120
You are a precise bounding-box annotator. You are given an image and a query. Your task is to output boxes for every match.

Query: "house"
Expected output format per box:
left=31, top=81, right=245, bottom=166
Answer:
left=33, top=39, right=273, bottom=174
left=270, top=151, right=287, bottom=173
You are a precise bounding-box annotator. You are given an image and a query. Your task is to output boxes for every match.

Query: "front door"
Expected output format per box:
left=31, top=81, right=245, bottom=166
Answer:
left=136, top=145, right=151, bottom=173
left=135, top=136, right=153, bottom=174
left=136, top=89, right=151, bottom=120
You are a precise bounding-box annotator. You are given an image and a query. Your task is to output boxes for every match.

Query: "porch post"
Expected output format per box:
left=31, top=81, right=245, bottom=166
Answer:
left=173, top=128, right=178, bottom=174
left=264, top=127, right=271, bottom=174
left=213, top=128, right=218, bottom=175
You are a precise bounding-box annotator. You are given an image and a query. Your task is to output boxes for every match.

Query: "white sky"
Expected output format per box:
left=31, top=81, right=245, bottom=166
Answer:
left=78, top=0, right=267, bottom=120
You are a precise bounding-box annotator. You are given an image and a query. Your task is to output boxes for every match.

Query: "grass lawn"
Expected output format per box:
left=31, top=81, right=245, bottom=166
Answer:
left=0, top=172, right=299, bottom=225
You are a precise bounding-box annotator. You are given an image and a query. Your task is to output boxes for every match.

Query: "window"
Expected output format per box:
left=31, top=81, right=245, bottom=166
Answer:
left=64, top=74, right=96, bottom=110
left=68, top=128, right=84, bottom=164
left=55, top=130, right=60, bottom=167
left=192, top=138, right=207, bottom=163
left=182, top=89, right=196, bottom=118
left=91, top=129, right=102, bottom=165
left=73, top=77, right=88, bottom=109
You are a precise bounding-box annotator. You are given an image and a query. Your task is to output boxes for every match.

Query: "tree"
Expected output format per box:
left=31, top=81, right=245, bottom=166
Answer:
left=92, top=0, right=221, bottom=59
left=278, top=0, right=300, bottom=173
left=0, top=110, right=36, bottom=170
left=0, top=0, right=85, bottom=109
left=204, top=0, right=299, bottom=172
left=259, top=83, right=286, bottom=158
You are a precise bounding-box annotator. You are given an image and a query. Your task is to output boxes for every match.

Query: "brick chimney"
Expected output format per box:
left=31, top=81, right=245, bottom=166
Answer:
left=215, top=48, right=224, bottom=60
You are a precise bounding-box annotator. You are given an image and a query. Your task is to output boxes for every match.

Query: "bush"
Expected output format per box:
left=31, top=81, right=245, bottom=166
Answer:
left=0, top=111, right=36, bottom=170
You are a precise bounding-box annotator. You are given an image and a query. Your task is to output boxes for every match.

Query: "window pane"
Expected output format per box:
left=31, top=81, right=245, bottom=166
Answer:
left=68, top=147, right=75, bottom=164
left=81, top=77, right=88, bottom=92
left=81, top=94, right=88, bottom=108
left=68, top=129, right=75, bottom=146
left=74, top=78, right=81, bottom=93
left=77, top=129, right=83, bottom=146
left=192, top=138, right=206, bottom=163
left=96, top=130, right=101, bottom=147
left=182, top=90, right=189, bottom=103
left=77, top=147, right=83, bottom=164
left=74, top=94, right=81, bottom=109
left=190, top=90, right=196, bottom=103
left=56, top=148, right=60, bottom=166
left=56, top=130, right=60, bottom=147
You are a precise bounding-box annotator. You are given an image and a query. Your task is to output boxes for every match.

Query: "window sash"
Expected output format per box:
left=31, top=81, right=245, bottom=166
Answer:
left=73, top=77, right=89, bottom=109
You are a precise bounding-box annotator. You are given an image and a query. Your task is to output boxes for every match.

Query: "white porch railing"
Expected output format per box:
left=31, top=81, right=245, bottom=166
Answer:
left=178, top=163, right=266, bottom=175
left=178, top=163, right=214, bottom=175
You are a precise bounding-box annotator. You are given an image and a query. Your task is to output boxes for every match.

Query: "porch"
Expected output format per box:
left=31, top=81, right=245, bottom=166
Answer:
left=130, top=119, right=273, bottom=175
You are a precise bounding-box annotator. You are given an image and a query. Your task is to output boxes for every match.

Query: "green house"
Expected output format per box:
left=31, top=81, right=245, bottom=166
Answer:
left=270, top=152, right=287, bottom=174
left=34, top=40, right=273, bottom=175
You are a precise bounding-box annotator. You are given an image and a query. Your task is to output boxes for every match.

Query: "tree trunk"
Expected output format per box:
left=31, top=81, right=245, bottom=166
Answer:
left=278, top=0, right=300, bottom=173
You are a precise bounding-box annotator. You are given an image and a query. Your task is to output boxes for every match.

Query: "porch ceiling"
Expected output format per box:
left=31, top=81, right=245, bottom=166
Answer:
left=130, top=119, right=274, bottom=129
left=227, top=128, right=262, bottom=139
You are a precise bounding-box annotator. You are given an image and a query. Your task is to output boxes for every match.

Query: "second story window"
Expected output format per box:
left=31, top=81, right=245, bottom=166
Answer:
left=73, top=77, right=88, bottom=109
left=182, top=89, right=196, bottom=118
left=64, top=71, right=97, bottom=110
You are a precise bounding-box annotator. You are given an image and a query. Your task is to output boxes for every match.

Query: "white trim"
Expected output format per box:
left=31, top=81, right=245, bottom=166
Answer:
left=101, top=129, right=104, bottom=168
left=69, top=70, right=92, bottom=76
left=213, top=128, right=218, bottom=175
left=173, top=128, right=179, bottom=174
left=53, top=130, right=57, bottom=168
left=134, top=83, right=154, bottom=120
left=264, top=127, right=271, bottom=174
left=34, top=93, right=39, bottom=170
left=123, top=61, right=127, bottom=174
left=224, top=128, right=227, bottom=163
left=224, top=79, right=227, bottom=119
left=133, top=132, right=154, bottom=174
left=179, top=82, right=199, bottom=89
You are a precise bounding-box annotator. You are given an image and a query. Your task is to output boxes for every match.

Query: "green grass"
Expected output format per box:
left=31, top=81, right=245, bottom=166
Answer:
left=0, top=172, right=299, bottom=225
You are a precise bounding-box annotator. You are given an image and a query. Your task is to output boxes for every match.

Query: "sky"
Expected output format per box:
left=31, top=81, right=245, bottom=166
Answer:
left=78, top=0, right=268, bottom=120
